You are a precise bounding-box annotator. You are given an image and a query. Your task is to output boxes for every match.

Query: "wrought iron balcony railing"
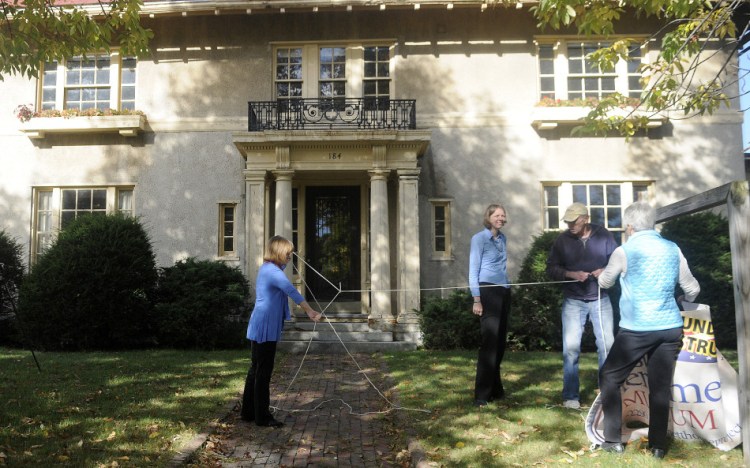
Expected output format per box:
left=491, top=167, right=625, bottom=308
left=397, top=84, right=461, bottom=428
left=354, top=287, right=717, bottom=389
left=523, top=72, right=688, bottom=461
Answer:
left=248, top=98, right=416, bottom=131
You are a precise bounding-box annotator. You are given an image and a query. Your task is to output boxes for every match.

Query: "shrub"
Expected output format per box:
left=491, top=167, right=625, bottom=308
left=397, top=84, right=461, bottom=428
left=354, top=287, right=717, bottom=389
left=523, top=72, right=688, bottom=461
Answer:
left=153, top=258, right=250, bottom=349
left=0, top=229, right=25, bottom=346
left=510, top=231, right=563, bottom=351
left=661, top=212, right=735, bottom=349
left=417, top=290, right=480, bottom=350
left=18, top=214, right=157, bottom=350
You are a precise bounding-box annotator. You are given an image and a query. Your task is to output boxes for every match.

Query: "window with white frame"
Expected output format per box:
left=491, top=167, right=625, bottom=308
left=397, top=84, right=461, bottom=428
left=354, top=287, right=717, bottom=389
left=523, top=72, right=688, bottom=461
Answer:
left=32, top=187, right=134, bottom=261
left=39, top=52, right=137, bottom=111
left=430, top=199, right=453, bottom=260
left=219, top=203, right=237, bottom=257
left=273, top=43, right=393, bottom=104
left=537, top=39, right=644, bottom=101
left=543, top=182, right=652, bottom=244
left=363, top=45, right=391, bottom=109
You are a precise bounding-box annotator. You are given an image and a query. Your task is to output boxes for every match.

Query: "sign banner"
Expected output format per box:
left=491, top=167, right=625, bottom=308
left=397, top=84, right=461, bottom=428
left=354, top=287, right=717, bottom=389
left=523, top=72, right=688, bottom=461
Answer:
left=585, top=303, right=742, bottom=450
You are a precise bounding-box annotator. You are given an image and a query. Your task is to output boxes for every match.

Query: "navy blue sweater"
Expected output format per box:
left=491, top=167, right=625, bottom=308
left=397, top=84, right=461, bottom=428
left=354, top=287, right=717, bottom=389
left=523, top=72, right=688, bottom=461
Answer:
left=546, top=224, right=618, bottom=301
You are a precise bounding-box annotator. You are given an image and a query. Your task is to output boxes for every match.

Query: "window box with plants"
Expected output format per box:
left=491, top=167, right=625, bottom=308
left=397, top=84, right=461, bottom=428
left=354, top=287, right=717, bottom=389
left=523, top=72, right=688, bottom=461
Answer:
left=530, top=97, right=666, bottom=131
left=16, top=105, right=147, bottom=139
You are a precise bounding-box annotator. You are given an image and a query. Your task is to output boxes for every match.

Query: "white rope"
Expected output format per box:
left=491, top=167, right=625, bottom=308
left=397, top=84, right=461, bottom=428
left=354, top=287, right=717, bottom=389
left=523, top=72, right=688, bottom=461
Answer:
left=269, top=255, right=430, bottom=417
left=267, top=253, right=579, bottom=419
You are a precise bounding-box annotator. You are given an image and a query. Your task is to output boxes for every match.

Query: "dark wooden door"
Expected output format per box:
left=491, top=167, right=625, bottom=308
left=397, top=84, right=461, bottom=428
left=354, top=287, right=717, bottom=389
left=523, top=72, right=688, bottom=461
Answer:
left=305, top=186, right=361, bottom=302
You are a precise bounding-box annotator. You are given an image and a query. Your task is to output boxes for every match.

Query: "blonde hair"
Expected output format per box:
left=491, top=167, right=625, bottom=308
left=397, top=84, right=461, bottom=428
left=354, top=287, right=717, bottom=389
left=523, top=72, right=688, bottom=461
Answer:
left=264, top=235, right=294, bottom=265
left=483, top=204, right=507, bottom=229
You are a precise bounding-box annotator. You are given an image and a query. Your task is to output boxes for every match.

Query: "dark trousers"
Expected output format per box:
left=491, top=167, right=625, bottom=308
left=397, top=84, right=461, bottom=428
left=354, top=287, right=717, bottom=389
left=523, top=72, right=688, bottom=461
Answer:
left=599, top=327, right=683, bottom=449
left=474, top=284, right=511, bottom=401
left=241, top=340, right=278, bottom=424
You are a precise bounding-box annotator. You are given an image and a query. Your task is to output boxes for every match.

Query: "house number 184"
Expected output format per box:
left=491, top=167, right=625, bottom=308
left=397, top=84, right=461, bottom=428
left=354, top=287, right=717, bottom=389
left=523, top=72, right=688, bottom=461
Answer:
left=328, top=153, right=342, bottom=159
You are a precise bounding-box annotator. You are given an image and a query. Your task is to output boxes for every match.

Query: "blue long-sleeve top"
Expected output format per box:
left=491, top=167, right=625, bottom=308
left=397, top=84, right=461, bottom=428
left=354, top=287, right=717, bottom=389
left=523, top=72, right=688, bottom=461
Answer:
left=246, top=261, right=305, bottom=343
left=469, top=228, right=509, bottom=297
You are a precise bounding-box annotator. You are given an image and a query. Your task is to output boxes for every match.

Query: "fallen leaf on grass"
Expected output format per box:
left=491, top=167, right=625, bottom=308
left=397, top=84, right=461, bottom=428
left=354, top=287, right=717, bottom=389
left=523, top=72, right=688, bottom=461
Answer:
left=106, top=431, right=116, bottom=441
left=148, top=432, right=160, bottom=439
left=455, top=442, right=465, bottom=449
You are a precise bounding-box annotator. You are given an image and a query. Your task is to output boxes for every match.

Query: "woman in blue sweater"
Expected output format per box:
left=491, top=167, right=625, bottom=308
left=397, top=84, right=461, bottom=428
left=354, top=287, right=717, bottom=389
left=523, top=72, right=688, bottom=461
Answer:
left=597, top=202, right=700, bottom=458
left=468, top=203, right=511, bottom=406
left=241, top=236, right=322, bottom=427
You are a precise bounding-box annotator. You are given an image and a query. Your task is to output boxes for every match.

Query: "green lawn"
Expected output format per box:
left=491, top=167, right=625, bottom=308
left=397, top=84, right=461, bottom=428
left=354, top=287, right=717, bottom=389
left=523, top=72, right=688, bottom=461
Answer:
left=0, top=348, right=744, bottom=467
left=0, top=348, right=250, bottom=467
left=383, top=350, right=745, bottom=467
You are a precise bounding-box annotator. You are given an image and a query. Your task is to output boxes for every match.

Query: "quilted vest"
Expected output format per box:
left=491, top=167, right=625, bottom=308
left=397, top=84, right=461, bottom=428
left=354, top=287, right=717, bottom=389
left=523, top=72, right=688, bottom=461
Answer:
left=619, top=230, right=683, bottom=331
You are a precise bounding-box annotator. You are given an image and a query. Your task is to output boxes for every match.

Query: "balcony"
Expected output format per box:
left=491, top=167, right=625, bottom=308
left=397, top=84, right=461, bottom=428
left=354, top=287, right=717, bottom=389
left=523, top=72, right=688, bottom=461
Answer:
left=248, top=99, right=416, bottom=131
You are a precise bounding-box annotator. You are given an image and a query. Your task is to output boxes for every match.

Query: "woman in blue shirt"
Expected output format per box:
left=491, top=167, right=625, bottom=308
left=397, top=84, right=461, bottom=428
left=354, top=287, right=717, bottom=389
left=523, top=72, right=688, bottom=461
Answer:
left=469, top=204, right=511, bottom=406
left=241, top=236, right=321, bottom=427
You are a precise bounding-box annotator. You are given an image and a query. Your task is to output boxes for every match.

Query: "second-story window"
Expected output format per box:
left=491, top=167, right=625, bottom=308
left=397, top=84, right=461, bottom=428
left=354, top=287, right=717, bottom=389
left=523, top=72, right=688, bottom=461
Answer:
left=537, top=39, right=644, bottom=102
left=364, top=45, right=390, bottom=110
left=273, top=43, right=393, bottom=104
left=39, top=52, right=137, bottom=111
left=276, top=47, right=303, bottom=106
left=319, top=46, right=346, bottom=107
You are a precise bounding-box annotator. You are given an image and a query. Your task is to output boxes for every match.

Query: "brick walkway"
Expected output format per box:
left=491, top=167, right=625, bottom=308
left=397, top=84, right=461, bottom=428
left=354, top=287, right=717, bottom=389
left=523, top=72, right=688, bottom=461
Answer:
left=190, top=353, right=411, bottom=467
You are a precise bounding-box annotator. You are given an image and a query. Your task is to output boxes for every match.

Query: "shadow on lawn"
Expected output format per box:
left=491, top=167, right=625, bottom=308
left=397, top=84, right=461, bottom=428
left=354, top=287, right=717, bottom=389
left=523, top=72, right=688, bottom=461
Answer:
left=0, top=349, right=249, bottom=467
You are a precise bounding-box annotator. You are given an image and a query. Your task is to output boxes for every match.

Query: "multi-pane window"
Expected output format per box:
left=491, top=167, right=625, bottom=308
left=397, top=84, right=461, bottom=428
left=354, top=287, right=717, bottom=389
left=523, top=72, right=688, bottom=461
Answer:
left=430, top=199, right=452, bottom=259
left=567, top=42, right=616, bottom=100
left=319, top=46, right=346, bottom=105
left=121, top=57, right=137, bottom=110
left=543, top=182, right=652, bottom=244
left=41, top=62, right=58, bottom=110
left=537, top=39, right=644, bottom=101
left=572, top=184, right=623, bottom=242
left=32, top=187, right=134, bottom=262
left=539, top=44, right=556, bottom=100
left=275, top=47, right=303, bottom=103
left=219, top=203, right=237, bottom=257
left=39, top=53, right=137, bottom=112
left=273, top=43, right=393, bottom=105
left=364, top=46, right=391, bottom=110
left=34, top=191, right=54, bottom=259
left=65, top=55, right=111, bottom=110
left=61, top=188, right=107, bottom=227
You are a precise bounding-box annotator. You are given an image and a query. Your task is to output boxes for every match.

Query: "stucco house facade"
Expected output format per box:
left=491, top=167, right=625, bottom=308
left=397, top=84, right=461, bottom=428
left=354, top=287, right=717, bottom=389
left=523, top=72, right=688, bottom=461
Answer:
left=0, top=1, right=745, bottom=347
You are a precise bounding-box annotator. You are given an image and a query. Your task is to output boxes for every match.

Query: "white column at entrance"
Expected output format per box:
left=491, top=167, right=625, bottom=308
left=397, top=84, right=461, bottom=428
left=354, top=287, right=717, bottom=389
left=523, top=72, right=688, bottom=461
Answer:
left=273, top=170, right=294, bottom=241
left=244, top=170, right=267, bottom=289
left=369, top=169, right=393, bottom=326
left=397, top=169, right=421, bottom=323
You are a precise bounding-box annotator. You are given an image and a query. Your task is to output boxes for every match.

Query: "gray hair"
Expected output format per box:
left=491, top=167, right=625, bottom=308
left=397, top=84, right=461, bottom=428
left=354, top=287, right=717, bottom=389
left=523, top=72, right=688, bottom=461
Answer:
left=624, top=201, right=656, bottom=232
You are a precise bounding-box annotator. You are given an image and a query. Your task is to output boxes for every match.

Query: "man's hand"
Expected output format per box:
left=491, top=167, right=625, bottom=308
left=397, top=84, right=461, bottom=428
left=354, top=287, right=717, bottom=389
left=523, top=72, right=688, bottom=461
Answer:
left=567, top=271, right=590, bottom=282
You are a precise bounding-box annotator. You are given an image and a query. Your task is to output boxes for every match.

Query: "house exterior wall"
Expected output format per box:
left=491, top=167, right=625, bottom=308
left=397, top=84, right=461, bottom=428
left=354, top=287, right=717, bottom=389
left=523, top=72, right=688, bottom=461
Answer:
left=0, top=7, right=744, bottom=313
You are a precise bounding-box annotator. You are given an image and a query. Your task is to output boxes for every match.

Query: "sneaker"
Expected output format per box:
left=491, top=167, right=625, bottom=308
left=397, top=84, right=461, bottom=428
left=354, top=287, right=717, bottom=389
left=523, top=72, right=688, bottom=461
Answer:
left=562, top=400, right=581, bottom=409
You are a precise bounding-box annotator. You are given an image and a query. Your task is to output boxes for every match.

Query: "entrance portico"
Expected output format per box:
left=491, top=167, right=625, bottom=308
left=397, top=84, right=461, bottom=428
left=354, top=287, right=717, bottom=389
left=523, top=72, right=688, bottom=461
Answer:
left=233, top=130, right=430, bottom=335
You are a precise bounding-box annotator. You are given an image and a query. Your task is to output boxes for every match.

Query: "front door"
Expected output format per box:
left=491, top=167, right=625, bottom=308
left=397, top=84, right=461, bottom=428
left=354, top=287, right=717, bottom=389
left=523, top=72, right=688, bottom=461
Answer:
left=305, top=186, right=361, bottom=302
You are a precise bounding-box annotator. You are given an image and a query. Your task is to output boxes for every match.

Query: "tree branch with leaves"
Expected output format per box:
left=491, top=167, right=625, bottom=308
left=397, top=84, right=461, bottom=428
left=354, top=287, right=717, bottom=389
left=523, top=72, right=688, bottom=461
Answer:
left=530, top=0, right=749, bottom=136
left=0, top=0, right=152, bottom=80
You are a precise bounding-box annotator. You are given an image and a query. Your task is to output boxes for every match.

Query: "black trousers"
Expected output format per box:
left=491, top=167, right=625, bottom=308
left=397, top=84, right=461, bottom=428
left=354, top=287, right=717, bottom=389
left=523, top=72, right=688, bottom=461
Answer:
left=474, top=284, right=511, bottom=401
left=241, top=340, right=278, bottom=424
left=599, top=327, right=683, bottom=449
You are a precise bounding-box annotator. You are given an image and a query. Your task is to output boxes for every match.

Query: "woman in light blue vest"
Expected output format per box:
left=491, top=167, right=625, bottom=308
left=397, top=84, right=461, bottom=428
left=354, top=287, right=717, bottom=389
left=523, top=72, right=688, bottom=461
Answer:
left=596, top=202, right=700, bottom=458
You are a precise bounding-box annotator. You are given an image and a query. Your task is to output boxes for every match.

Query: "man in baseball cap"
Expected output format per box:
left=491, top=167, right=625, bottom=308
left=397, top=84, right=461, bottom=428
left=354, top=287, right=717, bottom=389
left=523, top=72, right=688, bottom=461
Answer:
left=547, top=202, right=618, bottom=410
